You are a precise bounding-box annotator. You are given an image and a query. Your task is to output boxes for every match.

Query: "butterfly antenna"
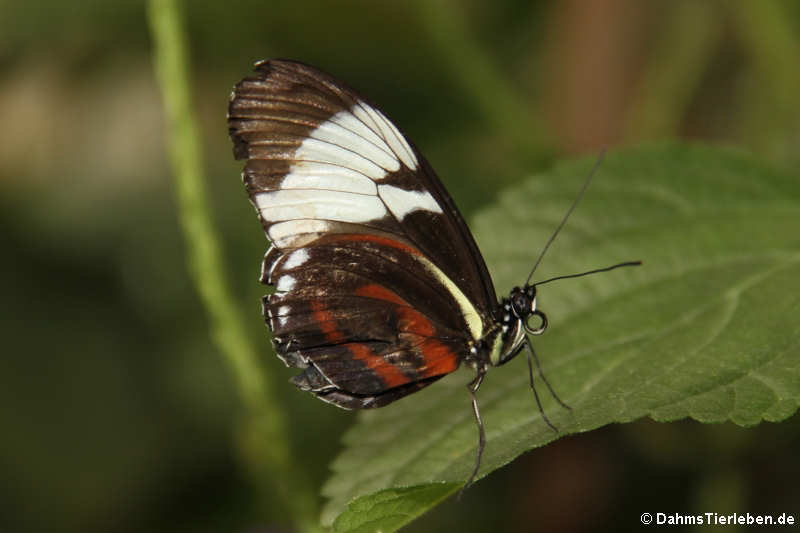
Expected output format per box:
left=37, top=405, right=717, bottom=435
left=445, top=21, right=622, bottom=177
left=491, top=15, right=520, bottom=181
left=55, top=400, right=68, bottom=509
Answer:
left=534, top=260, right=642, bottom=287
left=525, top=149, right=606, bottom=287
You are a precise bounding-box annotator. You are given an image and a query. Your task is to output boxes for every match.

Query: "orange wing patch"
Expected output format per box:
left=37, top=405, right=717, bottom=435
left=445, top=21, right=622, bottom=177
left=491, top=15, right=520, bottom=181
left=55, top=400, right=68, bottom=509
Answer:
left=326, top=233, right=422, bottom=257
left=311, top=299, right=409, bottom=388
left=355, top=284, right=459, bottom=379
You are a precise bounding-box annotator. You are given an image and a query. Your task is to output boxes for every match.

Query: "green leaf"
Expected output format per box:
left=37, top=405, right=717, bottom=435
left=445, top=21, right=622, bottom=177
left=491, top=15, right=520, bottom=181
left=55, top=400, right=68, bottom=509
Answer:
left=332, top=484, right=459, bottom=533
left=321, top=143, right=800, bottom=531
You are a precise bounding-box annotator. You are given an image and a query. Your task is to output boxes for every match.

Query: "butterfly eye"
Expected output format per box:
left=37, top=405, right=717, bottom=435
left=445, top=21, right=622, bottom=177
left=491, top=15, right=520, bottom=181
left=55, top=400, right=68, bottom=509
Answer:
left=510, top=290, right=530, bottom=318
left=524, top=310, right=548, bottom=335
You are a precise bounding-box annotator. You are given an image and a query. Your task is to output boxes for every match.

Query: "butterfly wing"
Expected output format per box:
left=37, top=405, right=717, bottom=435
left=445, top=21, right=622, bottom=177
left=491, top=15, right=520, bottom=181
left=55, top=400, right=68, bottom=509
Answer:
left=228, top=60, right=498, bottom=408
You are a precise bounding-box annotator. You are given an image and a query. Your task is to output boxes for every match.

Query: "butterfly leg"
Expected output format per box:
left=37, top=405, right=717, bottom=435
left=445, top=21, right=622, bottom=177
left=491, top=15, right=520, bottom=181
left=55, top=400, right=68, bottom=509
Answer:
left=460, top=367, right=487, bottom=495
left=524, top=337, right=570, bottom=434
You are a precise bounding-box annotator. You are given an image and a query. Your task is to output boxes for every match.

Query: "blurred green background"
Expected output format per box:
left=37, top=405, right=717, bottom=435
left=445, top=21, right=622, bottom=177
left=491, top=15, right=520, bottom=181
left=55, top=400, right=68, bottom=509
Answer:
left=2, top=1, right=799, bottom=532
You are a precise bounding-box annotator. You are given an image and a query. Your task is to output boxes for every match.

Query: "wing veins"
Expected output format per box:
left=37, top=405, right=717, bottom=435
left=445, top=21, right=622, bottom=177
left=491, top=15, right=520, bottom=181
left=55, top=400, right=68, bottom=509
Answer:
left=260, top=217, right=408, bottom=246
left=274, top=261, right=470, bottom=332
left=260, top=186, right=376, bottom=197
left=250, top=156, right=385, bottom=182
left=272, top=294, right=462, bottom=338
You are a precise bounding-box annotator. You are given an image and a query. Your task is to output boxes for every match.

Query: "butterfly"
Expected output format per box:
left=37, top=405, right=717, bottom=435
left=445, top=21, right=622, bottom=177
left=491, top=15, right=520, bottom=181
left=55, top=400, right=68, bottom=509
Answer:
left=227, top=59, right=639, bottom=488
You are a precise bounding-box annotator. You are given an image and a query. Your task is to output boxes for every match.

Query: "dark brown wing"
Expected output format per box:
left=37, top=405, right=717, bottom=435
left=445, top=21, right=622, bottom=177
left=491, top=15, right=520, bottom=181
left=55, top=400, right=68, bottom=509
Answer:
left=262, top=234, right=467, bottom=408
left=228, top=60, right=498, bottom=408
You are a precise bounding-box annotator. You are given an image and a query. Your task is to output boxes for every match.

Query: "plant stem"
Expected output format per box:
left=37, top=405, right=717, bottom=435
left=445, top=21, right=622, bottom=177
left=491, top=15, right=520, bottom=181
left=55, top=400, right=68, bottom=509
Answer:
left=147, top=0, right=318, bottom=530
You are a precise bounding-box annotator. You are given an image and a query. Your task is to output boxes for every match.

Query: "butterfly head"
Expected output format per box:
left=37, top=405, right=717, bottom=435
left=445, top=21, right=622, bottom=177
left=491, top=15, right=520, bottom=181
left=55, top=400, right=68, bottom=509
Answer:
left=490, top=285, right=548, bottom=367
